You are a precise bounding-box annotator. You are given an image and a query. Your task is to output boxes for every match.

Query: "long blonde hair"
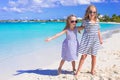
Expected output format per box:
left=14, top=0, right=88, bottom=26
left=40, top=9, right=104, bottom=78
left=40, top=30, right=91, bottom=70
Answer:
left=63, top=14, right=77, bottom=30
left=83, top=5, right=98, bottom=21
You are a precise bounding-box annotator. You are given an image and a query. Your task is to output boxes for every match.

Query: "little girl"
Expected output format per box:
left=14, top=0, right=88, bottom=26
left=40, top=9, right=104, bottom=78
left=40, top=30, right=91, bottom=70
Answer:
left=45, top=15, right=81, bottom=75
left=75, top=5, right=103, bottom=76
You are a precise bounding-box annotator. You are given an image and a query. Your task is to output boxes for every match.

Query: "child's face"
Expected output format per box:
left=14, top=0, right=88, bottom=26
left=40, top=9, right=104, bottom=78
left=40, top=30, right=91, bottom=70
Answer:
left=89, top=7, right=96, bottom=20
left=69, top=16, right=77, bottom=28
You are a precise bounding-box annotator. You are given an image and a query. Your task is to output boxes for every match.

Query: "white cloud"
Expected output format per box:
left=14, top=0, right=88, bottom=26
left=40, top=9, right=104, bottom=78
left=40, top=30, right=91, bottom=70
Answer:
left=91, top=0, right=105, bottom=2
left=77, top=0, right=91, bottom=4
left=2, top=7, right=9, bottom=11
left=60, top=0, right=78, bottom=6
left=10, top=7, right=23, bottom=13
left=61, top=0, right=106, bottom=5
left=33, top=0, right=42, bottom=4
left=9, top=0, right=29, bottom=6
left=1, top=0, right=107, bottom=13
left=8, top=1, right=17, bottom=7
left=18, top=0, right=29, bottom=5
left=1, top=7, right=24, bottom=13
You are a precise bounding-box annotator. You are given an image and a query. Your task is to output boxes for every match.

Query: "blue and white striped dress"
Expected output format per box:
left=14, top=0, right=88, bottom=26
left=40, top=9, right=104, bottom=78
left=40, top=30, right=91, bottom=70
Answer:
left=78, top=20, right=100, bottom=56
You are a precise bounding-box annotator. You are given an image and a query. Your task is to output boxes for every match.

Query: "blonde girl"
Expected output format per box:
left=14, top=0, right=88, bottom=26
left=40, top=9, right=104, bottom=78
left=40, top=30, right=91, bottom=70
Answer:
left=75, top=5, right=103, bottom=76
left=45, top=15, right=81, bottom=75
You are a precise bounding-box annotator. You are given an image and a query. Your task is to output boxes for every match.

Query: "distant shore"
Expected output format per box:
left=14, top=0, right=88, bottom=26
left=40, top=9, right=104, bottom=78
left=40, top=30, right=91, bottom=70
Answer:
left=0, top=19, right=66, bottom=23
left=0, top=19, right=120, bottom=24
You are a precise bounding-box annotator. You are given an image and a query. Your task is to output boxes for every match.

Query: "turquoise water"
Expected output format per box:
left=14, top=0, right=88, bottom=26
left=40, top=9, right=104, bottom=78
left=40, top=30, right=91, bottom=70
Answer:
left=0, top=22, right=120, bottom=61
left=100, top=22, right=120, bottom=31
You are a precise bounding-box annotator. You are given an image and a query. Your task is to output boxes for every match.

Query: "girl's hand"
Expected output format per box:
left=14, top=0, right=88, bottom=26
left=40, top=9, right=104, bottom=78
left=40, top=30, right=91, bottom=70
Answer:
left=45, top=38, right=52, bottom=42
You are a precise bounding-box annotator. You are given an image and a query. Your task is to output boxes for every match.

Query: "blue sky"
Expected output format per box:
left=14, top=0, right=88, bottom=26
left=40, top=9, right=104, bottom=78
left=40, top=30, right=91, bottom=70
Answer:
left=0, top=0, right=120, bottom=20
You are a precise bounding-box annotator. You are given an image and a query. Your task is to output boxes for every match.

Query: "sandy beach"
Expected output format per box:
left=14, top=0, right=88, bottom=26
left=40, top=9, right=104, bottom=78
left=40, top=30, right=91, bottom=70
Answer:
left=0, top=29, right=120, bottom=80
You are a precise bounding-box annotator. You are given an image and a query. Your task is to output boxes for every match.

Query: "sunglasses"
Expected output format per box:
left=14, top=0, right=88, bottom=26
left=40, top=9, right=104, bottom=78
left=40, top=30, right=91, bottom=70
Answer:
left=89, top=11, right=96, bottom=14
left=70, top=20, right=78, bottom=23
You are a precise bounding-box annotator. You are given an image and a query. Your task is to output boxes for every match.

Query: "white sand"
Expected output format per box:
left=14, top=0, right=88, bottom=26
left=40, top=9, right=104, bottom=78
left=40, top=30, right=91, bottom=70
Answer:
left=0, top=32, right=120, bottom=80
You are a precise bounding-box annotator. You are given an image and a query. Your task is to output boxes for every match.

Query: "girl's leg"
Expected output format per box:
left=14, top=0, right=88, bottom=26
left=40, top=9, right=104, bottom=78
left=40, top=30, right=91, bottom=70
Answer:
left=91, top=55, right=96, bottom=75
left=72, top=61, right=76, bottom=71
left=58, top=59, right=65, bottom=74
left=75, top=54, right=87, bottom=76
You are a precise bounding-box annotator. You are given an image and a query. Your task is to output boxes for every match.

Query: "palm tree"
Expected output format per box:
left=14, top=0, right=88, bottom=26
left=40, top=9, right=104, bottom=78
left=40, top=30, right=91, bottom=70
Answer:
left=112, top=14, right=117, bottom=21
left=112, top=14, right=120, bottom=22
left=103, top=15, right=110, bottom=22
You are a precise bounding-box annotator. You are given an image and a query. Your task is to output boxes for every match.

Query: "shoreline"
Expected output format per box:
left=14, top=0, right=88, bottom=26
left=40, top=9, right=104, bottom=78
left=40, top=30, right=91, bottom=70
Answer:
left=102, top=28, right=120, bottom=40
left=100, top=22, right=120, bottom=24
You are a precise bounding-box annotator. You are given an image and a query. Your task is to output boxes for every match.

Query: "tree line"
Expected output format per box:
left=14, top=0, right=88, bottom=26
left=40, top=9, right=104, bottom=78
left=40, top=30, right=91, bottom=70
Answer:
left=98, top=14, right=120, bottom=22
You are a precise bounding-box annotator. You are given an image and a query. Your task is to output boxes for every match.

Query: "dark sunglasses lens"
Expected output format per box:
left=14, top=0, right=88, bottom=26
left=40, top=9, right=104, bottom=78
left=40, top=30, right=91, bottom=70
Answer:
left=75, top=20, right=78, bottom=23
left=71, top=21, right=74, bottom=23
left=89, top=11, right=96, bottom=14
left=71, top=20, right=77, bottom=23
left=89, top=11, right=92, bottom=14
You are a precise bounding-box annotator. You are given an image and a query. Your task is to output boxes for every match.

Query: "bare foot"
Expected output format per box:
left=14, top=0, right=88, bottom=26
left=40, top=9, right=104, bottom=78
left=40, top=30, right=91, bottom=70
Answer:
left=71, top=69, right=76, bottom=75
left=74, top=70, right=80, bottom=80
left=91, top=70, right=96, bottom=75
left=57, top=68, right=61, bottom=75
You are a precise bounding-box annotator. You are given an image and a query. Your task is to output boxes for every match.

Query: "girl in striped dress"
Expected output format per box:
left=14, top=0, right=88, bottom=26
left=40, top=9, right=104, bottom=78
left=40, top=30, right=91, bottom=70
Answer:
left=45, top=15, right=81, bottom=75
left=75, top=5, right=103, bottom=76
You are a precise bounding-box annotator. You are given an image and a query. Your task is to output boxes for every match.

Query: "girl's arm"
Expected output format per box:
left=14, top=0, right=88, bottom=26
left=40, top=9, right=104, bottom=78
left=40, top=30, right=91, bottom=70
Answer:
left=78, top=26, right=84, bottom=30
left=45, top=30, right=67, bottom=42
left=78, top=26, right=84, bottom=33
left=98, top=30, right=103, bottom=44
left=78, top=20, right=85, bottom=32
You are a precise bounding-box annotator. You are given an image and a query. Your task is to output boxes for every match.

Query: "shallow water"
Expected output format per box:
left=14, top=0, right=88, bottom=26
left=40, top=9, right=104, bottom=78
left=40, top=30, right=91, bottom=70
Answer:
left=0, top=22, right=120, bottom=62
